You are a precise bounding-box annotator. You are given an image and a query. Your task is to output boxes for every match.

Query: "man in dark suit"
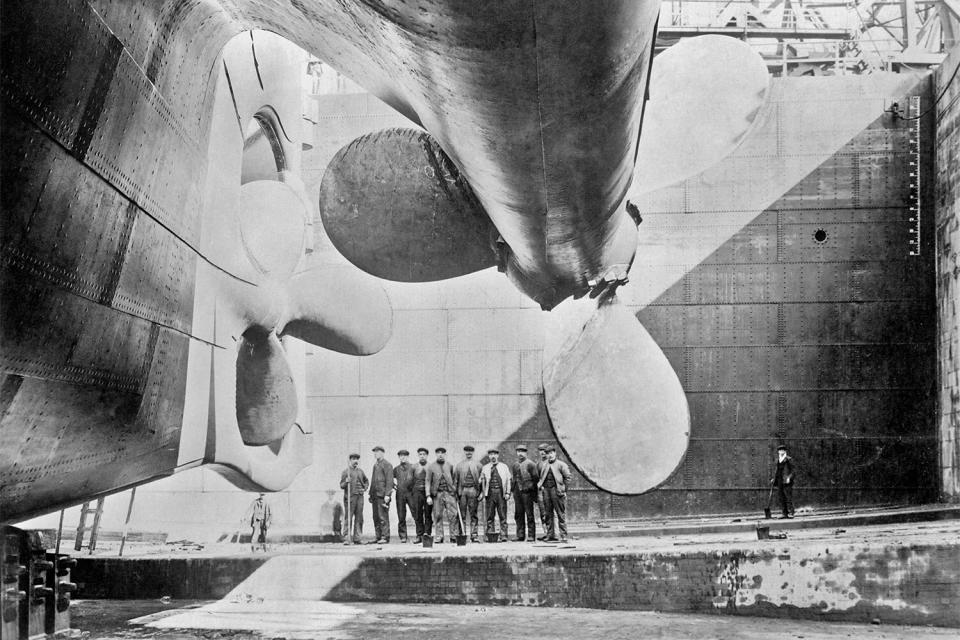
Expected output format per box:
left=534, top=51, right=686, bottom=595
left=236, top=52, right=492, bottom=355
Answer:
left=393, top=449, right=416, bottom=542
left=411, top=447, right=430, bottom=543
left=771, top=444, right=796, bottom=519
left=370, top=446, right=394, bottom=543
left=511, top=445, right=538, bottom=541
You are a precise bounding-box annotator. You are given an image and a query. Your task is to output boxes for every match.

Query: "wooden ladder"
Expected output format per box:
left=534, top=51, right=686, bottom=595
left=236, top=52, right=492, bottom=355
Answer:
left=74, top=497, right=105, bottom=553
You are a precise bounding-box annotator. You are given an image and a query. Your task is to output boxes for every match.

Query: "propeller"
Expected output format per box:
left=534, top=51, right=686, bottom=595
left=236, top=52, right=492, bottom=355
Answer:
left=543, top=294, right=689, bottom=494
left=226, top=180, right=392, bottom=447
left=313, top=35, right=769, bottom=495
left=319, top=128, right=497, bottom=282
left=633, top=34, right=769, bottom=194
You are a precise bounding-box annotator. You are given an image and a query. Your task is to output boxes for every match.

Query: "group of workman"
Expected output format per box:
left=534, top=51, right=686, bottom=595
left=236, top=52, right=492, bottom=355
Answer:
left=338, top=443, right=572, bottom=544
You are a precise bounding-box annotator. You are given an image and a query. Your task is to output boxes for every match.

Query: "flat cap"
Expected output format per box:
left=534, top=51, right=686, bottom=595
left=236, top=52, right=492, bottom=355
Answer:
left=417, top=447, right=429, bottom=454
left=487, top=448, right=499, bottom=455
left=545, top=445, right=557, bottom=453
left=372, top=445, right=385, bottom=452
left=349, top=453, right=360, bottom=459
left=537, top=443, right=548, bottom=451
left=776, top=444, right=788, bottom=451
left=515, top=445, right=528, bottom=452
left=435, top=446, right=447, bottom=453
left=397, top=449, right=410, bottom=456
left=463, top=445, right=475, bottom=452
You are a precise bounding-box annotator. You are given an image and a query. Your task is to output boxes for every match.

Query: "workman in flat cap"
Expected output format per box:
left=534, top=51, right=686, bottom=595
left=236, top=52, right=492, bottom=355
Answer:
left=393, top=449, right=416, bottom=542
left=453, top=445, right=483, bottom=542
left=511, top=445, right=538, bottom=541
left=480, top=448, right=512, bottom=541
left=538, top=445, right=572, bottom=542
left=536, top=443, right=549, bottom=535
left=412, top=447, right=430, bottom=542
left=339, top=453, right=368, bottom=544
left=426, top=446, right=459, bottom=542
left=370, top=446, right=394, bottom=544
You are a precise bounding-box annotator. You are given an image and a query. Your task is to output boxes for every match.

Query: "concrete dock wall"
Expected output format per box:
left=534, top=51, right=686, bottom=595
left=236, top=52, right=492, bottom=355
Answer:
left=74, top=541, right=960, bottom=627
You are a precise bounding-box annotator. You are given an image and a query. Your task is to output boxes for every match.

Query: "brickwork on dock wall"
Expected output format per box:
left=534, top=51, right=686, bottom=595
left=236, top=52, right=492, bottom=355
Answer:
left=936, top=45, right=960, bottom=502
left=76, top=543, right=960, bottom=627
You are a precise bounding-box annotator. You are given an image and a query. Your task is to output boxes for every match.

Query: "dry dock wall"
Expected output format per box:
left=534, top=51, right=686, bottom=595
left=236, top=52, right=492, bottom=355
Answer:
left=936, top=45, right=960, bottom=502
left=75, top=542, right=960, bottom=627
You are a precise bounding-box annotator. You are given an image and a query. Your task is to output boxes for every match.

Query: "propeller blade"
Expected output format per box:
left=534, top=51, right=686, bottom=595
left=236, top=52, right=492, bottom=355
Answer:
left=279, top=266, right=393, bottom=356
left=633, top=35, right=769, bottom=194
left=235, top=326, right=299, bottom=446
left=238, top=180, right=308, bottom=277
left=319, top=128, right=497, bottom=282
left=542, top=295, right=690, bottom=494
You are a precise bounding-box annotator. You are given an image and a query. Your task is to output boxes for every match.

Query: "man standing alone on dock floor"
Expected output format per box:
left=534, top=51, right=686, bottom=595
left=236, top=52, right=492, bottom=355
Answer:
left=340, top=453, right=368, bottom=545
left=772, top=445, right=796, bottom=519
left=539, top=446, right=572, bottom=542
left=245, top=493, right=271, bottom=552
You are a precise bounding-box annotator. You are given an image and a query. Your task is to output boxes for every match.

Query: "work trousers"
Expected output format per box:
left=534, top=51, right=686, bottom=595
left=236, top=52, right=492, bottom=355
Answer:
left=395, top=491, right=414, bottom=540
left=371, top=494, right=390, bottom=541
left=485, top=492, right=508, bottom=539
left=542, top=486, right=567, bottom=539
left=332, top=502, right=344, bottom=539
left=250, top=523, right=267, bottom=549
left=778, top=483, right=795, bottom=517
left=537, top=488, right=547, bottom=528
left=432, top=490, right=459, bottom=539
left=343, top=493, right=364, bottom=542
left=458, top=486, right=480, bottom=539
left=514, top=489, right=537, bottom=540
left=411, top=489, right=428, bottom=537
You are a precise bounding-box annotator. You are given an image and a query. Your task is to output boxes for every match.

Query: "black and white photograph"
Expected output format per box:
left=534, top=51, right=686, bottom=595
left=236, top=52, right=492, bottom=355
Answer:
left=1, top=1, right=959, bottom=638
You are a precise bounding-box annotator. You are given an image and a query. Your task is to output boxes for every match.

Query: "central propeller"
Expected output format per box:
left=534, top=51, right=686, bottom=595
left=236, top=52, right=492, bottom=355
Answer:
left=318, top=36, right=768, bottom=495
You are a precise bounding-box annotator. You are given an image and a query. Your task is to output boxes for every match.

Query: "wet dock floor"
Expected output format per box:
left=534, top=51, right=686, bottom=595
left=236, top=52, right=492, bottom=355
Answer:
left=71, top=600, right=958, bottom=640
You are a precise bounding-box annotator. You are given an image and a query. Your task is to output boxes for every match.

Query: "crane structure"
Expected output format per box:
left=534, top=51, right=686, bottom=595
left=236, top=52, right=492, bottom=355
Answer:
left=657, top=0, right=958, bottom=74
